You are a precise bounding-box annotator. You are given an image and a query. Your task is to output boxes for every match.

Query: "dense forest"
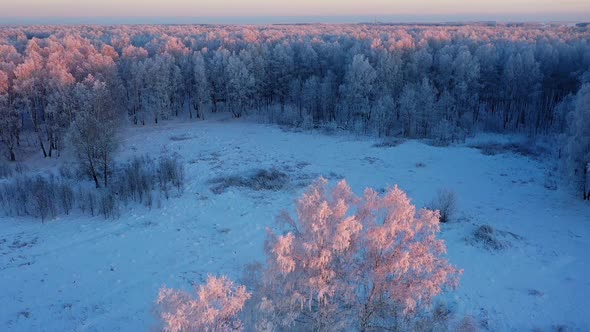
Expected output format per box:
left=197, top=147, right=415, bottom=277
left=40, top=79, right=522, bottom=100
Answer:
left=0, top=23, right=589, bottom=198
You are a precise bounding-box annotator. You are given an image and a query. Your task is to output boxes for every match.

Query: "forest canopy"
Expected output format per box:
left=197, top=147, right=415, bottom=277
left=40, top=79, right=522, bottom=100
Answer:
left=0, top=23, right=589, bottom=197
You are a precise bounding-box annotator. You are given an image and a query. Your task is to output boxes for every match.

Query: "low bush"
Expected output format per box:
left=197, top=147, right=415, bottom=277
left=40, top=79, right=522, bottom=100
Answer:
left=210, top=168, right=289, bottom=194
left=157, top=155, right=185, bottom=197
left=472, top=225, right=507, bottom=251
left=373, top=138, right=406, bottom=148
left=429, top=188, right=458, bottom=223
left=0, top=155, right=185, bottom=221
left=470, top=141, right=545, bottom=158
left=0, top=175, right=75, bottom=222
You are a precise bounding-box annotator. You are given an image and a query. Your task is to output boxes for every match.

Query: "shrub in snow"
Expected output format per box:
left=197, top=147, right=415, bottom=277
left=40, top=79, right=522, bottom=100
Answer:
left=373, top=138, right=405, bottom=148
left=157, top=155, right=185, bottom=196
left=209, top=168, right=289, bottom=194
left=0, top=175, right=76, bottom=222
left=99, top=190, right=119, bottom=219
left=454, top=316, right=479, bottom=332
left=157, top=275, right=251, bottom=332
left=430, top=189, right=458, bottom=223
left=247, top=169, right=289, bottom=191
left=472, top=225, right=506, bottom=251
left=0, top=155, right=185, bottom=221
left=115, top=155, right=156, bottom=205
left=57, top=181, right=75, bottom=215
left=256, top=178, right=461, bottom=331
left=114, top=154, right=185, bottom=205
left=470, top=141, right=544, bottom=158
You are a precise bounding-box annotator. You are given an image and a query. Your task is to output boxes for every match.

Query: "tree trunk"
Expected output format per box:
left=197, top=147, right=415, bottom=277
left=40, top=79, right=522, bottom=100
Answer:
left=104, top=166, right=108, bottom=188
left=37, top=133, right=48, bottom=158
left=88, top=154, right=100, bottom=188
left=584, top=162, right=588, bottom=200
left=92, top=172, right=100, bottom=188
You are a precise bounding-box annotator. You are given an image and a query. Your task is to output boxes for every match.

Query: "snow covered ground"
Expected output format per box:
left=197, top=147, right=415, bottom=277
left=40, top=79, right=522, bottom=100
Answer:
left=0, top=116, right=589, bottom=331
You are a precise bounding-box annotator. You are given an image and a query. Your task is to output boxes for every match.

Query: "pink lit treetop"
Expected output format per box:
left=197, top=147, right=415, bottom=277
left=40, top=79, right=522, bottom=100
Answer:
left=157, top=275, right=251, bottom=332
left=259, top=178, right=461, bottom=331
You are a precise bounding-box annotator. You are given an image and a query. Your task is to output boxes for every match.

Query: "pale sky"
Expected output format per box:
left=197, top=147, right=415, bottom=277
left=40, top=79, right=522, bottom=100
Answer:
left=1, top=0, right=589, bottom=23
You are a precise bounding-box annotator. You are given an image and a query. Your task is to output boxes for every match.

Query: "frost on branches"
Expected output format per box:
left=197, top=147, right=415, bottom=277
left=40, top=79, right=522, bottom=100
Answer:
left=155, top=178, right=461, bottom=331
left=156, top=275, right=251, bottom=332
left=258, top=178, right=461, bottom=331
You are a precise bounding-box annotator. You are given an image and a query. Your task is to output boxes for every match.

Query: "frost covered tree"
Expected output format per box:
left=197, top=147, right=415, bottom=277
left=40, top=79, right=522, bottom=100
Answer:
left=192, top=52, right=209, bottom=119
left=208, top=48, right=230, bottom=113
left=157, top=275, right=251, bottom=332
left=339, top=54, right=377, bottom=130
left=69, top=79, right=119, bottom=188
left=256, top=178, right=461, bottom=331
left=226, top=54, right=255, bottom=118
left=0, top=71, right=20, bottom=161
left=13, top=41, right=50, bottom=157
left=269, top=43, right=294, bottom=108
left=399, top=78, right=437, bottom=137
left=563, top=84, right=590, bottom=200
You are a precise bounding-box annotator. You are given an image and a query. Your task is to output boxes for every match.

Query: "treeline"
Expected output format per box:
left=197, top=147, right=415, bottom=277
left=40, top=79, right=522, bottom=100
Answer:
left=0, top=24, right=588, bottom=197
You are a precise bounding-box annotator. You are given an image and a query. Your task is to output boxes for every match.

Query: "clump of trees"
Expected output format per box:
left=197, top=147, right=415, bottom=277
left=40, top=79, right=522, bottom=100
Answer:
left=69, top=79, right=120, bottom=188
left=156, top=179, right=461, bottom=331
left=0, top=155, right=185, bottom=220
left=560, top=83, right=590, bottom=200
left=0, top=175, right=74, bottom=222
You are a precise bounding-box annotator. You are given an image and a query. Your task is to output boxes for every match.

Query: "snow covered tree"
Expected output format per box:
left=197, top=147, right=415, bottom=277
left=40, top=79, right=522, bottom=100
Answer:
left=0, top=70, right=20, bottom=161
left=256, top=178, right=461, bottom=331
left=192, top=52, right=209, bottom=119
left=302, top=76, right=321, bottom=122
left=269, top=43, right=294, bottom=107
left=157, top=275, right=251, bottom=332
left=69, top=79, right=119, bottom=188
left=208, top=48, right=230, bottom=113
left=226, top=54, right=255, bottom=118
left=563, top=83, right=590, bottom=200
left=13, top=41, right=50, bottom=157
left=339, top=54, right=377, bottom=130
left=399, top=78, right=437, bottom=138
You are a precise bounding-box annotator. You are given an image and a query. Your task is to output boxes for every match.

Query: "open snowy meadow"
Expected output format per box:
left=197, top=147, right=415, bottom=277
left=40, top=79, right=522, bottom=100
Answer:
left=0, top=116, right=588, bottom=331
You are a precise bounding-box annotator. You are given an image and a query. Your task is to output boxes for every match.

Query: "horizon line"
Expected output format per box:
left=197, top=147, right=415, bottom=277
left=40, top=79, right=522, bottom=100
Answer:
left=1, top=14, right=589, bottom=25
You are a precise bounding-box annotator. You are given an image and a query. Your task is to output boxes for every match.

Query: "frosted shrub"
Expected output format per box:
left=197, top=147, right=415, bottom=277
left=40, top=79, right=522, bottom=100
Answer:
left=258, top=178, right=461, bottom=331
left=116, top=155, right=156, bottom=205
left=114, top=155, right=185, bottom=204
left=157, top=155, right=185, bottom=195
left=430, top=188, right=458, bottom=223
left=99, top=190, right=119, bottom=219
left=157, top=275, right=251, bottom=332
left=57, top=182, right=75, bottom=215
left=0, top=175, right=76, bottom=222
left=78, top=188, right=98, bottom=216
left=209, top=168, right=289, bottom=194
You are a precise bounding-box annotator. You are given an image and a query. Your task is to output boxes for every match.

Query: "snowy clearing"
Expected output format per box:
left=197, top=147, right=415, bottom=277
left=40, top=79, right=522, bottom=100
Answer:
left=1, top=118, right=589, bottom=331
